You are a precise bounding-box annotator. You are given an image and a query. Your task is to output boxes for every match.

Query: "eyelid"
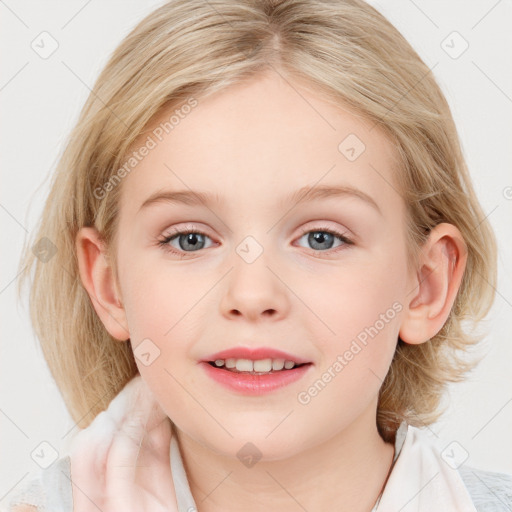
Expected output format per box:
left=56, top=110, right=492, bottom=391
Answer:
left=296, top=222, right=354, bottom=241
left=158, top=221, right=218, bottom=242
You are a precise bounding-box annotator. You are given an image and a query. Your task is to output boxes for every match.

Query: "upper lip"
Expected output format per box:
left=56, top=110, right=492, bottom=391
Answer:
left=202, top=347, right=312, bottom=365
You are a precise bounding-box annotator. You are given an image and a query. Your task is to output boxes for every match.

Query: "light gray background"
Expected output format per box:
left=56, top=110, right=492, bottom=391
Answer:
left=1, top=0, right=511, bottom=500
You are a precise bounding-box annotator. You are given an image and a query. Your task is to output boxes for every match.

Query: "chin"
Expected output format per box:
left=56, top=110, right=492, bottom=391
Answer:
left=204, top=426, right=308, bottom=462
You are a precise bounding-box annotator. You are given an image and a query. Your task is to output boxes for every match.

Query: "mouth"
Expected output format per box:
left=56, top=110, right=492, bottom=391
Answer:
left=200, top=358, right=314, bottom=395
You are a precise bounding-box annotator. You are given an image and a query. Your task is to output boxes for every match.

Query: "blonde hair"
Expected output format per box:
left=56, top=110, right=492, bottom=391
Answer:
left=18, top=0, right=497, bottom=440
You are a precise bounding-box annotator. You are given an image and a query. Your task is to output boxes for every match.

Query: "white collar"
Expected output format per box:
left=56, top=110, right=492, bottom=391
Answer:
left=374, top=424, right=476, bottom=511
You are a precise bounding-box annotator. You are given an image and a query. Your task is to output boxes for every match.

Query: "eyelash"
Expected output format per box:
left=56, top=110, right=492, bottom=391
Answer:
left=157, top=224, right=354, bottom=258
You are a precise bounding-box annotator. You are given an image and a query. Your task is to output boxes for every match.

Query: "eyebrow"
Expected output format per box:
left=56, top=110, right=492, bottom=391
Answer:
left=138, top=184, right=382, bottom=215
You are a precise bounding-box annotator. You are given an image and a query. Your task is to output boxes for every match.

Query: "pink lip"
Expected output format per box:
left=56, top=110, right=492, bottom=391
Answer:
left=200, top=361, right=313, bottom=395
left=202, top=346, right=311, bottom=365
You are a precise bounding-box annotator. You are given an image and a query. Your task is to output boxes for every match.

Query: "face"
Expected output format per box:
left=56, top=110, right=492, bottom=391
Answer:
left=113, top=70, right=413, bottom=459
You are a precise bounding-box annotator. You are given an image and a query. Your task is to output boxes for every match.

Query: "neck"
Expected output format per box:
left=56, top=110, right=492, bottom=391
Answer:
left=174, top=406, right=395, bottom=512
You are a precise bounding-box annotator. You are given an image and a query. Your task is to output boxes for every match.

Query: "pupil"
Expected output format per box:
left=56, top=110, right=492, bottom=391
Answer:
left=180, top=233, right=204, bottom=251
left=310, top=231, right=333, bottom=250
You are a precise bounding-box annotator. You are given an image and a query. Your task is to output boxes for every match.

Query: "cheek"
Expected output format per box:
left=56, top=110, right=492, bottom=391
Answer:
left=306, top=250, right=405, bottom=341
left=120, top=257, right=197, bottom=340
left=301, top=248, right=406, bottom=399
left=292, top=265, right=404, bottom=439
left=119, top=265, right=199, bottom=419
left=119, top=259, right=210, bottom=392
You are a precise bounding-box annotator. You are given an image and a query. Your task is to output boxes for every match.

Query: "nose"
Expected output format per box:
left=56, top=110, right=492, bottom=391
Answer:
left=219, top=245, right=290, bottom=323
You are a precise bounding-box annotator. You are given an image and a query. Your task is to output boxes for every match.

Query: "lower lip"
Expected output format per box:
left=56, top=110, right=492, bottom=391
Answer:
left=200, top=362, right=313, bottom=395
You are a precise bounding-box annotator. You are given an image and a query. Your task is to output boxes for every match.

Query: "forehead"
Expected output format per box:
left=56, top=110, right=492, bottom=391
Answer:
left=119, top=71, right=402, bottom=218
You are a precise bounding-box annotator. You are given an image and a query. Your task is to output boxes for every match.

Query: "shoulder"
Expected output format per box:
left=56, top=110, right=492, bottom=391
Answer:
left=399, top=426, right=512, bottom=510
left=1, top=456, right=73, bottom=512
left=458, top=466, right=512, bottom=511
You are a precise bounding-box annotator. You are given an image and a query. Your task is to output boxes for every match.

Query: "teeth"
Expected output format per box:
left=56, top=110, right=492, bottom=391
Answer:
left=272, top=359, right=285, bottom=370
left=211, top=358, right=299, bottom=373
left=235, top=359, right=253, bottom=372
left=253, top=359, right=272, bottom=372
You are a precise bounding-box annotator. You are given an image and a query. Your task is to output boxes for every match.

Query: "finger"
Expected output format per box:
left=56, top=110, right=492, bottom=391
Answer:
left=70, top=375, right=177, bottom=510
left=106, top=376, right=176, bottom=495
left=70, top=408, right=118, bottom=510
left=70, top=375, right=144, bottom=510
left=106, top=375, right=169, bottom=471
left=104, top=376, right=177, bottom=508
left=133, top=411, right=176, bottom=506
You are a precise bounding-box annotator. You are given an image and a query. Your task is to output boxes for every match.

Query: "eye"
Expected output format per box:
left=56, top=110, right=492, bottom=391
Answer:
left=295, top=225, right=353, bottom=253
left=157, top=226, right=214, bottom=257
left=157, top=224, right=354, bottom=258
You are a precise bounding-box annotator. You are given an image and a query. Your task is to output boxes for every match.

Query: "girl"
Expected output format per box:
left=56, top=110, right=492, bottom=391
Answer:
left=9, top=0, right=511, bottom=510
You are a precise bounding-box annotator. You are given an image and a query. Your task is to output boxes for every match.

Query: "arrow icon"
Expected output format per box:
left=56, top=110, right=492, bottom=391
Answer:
left=135, top=338, right=160, bottom=366
left=31, top=441, right=58, bottom=468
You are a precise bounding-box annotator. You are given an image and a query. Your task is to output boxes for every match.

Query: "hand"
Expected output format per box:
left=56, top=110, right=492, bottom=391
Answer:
left=69, top=375, right=178, bottom=511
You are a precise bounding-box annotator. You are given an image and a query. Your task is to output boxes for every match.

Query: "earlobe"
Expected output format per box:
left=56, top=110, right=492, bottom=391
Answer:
left=75, top=227, right=129, bottom=341
left=399, top=223, right=468, bottom=345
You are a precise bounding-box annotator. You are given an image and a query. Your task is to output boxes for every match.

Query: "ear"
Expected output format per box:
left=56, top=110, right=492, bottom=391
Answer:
left=75, top=227, right=129, bottom=341
left=399, top=223, right=468, bottom=345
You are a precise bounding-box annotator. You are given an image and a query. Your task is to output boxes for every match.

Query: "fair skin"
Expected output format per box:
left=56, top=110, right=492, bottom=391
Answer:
left=75, top=70, right=467, bottom=511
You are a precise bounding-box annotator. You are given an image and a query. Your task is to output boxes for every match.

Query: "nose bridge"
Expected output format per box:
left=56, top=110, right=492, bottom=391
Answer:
left=228, top=204, right=277, bottom=267
left=221, top=230, right=287, bottom=319
left=231, top=230, right=277, bottom=291
left=235, top=233, right=267, bottom=266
